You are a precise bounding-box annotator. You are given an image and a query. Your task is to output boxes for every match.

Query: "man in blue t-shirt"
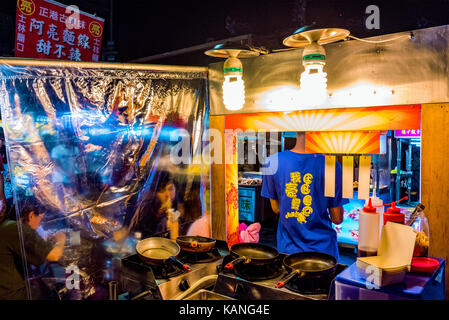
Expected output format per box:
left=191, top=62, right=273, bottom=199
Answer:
left=261, top=132, right=348, bottom=261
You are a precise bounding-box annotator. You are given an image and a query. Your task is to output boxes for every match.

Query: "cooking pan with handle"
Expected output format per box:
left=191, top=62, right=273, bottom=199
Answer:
left=224, top=243, right=279, bottom=270
left=136, top=237, right=191, bottom=272
left=176, top=236, right=216, bottom=253
left=275, top=251, right=337, bottom=288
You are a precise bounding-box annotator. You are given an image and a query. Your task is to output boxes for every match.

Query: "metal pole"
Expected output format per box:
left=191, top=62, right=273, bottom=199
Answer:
left=407, top=142, right=412, bottom=204
left=396, top=139, right=401, bottom=202
left=129, top=34, right=253, bottom=63
left=0, top=57, right=208, bottom=73
left=109, top=0, right=114, bottom=43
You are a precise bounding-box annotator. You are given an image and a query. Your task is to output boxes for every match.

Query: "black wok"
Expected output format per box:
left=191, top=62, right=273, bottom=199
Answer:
left=136, top=237, right=191, bottom=272
left=275, top=251, right=337, bottom=288
left=225, top=243, right=279, bottom=270
left=176, top=236, right=216, bottom=253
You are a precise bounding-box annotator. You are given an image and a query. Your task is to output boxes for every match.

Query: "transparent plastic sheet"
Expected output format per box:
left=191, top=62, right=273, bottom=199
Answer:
left=0, top=63, right=210, bottom=300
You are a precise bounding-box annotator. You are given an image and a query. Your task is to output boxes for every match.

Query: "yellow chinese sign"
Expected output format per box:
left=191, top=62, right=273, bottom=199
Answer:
left=89, top=21, right=103, bottom=38
left=285, top=171, right=314, bottom=224
left=18, top=0, right=36, bottom=16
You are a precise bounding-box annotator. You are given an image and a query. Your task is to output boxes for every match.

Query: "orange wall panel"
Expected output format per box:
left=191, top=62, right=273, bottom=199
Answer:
left=306, top=132, right=381, bottom=154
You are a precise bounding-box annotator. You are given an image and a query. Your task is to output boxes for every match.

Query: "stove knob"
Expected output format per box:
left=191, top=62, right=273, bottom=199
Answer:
left=179, top=279, right=190, bottom=291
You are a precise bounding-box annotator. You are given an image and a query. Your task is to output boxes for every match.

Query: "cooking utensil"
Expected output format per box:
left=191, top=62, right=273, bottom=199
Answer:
left=176, top=236, right=216, bottom=253
left=225, top=243, right=279, bottom=270
left=275, top=251, right=337, bottom=288
left=136, top=237, right=191, bottom=271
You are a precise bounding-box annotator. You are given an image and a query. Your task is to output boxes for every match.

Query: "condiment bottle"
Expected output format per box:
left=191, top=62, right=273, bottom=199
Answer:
left=365, top=190, right=384, bottom=239
left=383, top=196, right=408, bottom=225
left=357, top=198, right=379, bottom=257
left=406, top=203, right=429, bottom=257
left=383, top=202, right=405, bottom=225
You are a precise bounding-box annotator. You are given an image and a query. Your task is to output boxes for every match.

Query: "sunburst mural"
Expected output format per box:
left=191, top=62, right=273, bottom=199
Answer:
left=306, top=132, right=381, bottom=154
left=225, top=105, right=421, bottom=132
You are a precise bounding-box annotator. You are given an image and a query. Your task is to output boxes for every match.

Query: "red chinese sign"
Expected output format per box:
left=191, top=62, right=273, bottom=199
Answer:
left=15, top=0, right=104, bottom=62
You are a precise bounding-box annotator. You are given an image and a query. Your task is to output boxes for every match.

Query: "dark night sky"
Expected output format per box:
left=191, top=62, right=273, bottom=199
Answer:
left=2, top=0, right=449, bottom=65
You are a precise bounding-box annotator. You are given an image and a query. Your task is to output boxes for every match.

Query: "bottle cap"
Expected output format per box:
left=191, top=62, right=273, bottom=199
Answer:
left=387, top=202, right=401, bottom=214
left=363, top=198, right=377, bottom=213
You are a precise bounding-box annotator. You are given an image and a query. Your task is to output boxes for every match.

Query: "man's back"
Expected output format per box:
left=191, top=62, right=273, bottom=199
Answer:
left=261, top=151, right=347, bottom=259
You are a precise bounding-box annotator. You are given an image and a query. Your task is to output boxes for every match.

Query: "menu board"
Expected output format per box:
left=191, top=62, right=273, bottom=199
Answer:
left=15, top=0, right=104, bottom=62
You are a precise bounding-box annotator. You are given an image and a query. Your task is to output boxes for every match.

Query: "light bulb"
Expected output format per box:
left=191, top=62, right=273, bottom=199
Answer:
left=222, top=74, right=245, bottom=111
left=299, top=63, right=328, bottom=105
left=300, top=64, right=328, bottom=92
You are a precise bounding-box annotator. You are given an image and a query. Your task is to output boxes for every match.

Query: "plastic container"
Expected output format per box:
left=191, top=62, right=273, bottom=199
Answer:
left=383, top=202, right=405, bottom=225
left=412, top=211, right=430, bottom=257
left=357, top=198, right=380, bottom=257
left=365, top=190, right=384, bottom=239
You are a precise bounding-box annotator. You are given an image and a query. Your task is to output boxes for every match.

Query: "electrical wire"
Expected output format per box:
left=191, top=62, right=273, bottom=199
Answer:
left=348, top=34, right=411, bottom=44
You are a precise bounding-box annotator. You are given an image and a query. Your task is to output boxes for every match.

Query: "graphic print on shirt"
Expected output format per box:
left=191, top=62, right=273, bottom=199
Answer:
left=285, top=172, right=313, bottom=224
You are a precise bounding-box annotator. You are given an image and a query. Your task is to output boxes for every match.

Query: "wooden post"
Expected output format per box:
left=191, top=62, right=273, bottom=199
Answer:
left=421, top=103, right=449, bottom=298
left=210, top=115, right=227, bottom=241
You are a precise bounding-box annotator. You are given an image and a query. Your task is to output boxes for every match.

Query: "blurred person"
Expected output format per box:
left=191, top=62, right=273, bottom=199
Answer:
left=116, top=171, right=179, bottom=240
left=0, top=200, right=66, bottom=300
left=51, top=129, right=79, bottom=187
left=179, top=176, right=203, bottom=235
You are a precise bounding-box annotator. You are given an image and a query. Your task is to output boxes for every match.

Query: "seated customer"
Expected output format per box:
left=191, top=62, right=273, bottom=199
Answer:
left=0, top=200, right=66, bottom=300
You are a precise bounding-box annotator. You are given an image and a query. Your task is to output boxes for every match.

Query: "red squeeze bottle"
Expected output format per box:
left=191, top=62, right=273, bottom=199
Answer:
left=383, top=197, right=407, bottom=225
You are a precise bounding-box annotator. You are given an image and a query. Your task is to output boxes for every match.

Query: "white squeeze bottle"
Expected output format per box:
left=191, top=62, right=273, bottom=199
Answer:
left=365, top=190, right=384, bottom=240
left=357, top=198, right=380, bottom=257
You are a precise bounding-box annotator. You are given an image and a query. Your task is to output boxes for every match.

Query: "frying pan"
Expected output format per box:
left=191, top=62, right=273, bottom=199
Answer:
left=176, top=236, right=216, bottom=253
left=225, top=243, right=279, bottom=270
left=275, top=251, right=337, bottom=288
left=136, top=237, right=191, bottom=271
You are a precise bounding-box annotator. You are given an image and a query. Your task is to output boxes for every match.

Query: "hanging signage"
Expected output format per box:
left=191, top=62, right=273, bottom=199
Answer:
left=394, top=129, right=421, bottom=138
left=15, top=0, right=104, bottom=62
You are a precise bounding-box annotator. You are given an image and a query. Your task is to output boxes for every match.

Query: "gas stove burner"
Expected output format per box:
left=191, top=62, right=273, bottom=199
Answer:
left=178, top=247, right=222, bottom=264
left=150, top=263, right=184, bottom=279
left=284, top=275, right=330, bottom=294
left=221, top=254, right=284, bottom=281
left=121, top=254, right=183, bottom=279
left=284, top=264, right=348, bottom=295
left=234, top=263, right=284, bottom=281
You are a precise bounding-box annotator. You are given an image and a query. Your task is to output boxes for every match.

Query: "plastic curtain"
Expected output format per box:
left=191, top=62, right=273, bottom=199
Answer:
left=0, top=63, right=209, bottom=300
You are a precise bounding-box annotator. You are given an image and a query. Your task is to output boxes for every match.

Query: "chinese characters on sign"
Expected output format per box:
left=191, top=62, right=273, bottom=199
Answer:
left=394, top=129, right=421, bottom=138
left=15, top=0, right=104, bottom=62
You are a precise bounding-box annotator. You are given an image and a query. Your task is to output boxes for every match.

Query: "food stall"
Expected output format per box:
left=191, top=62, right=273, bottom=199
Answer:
left=0, top=23, right=448, bottom=301
left=208, top=24, right=449, bottom=299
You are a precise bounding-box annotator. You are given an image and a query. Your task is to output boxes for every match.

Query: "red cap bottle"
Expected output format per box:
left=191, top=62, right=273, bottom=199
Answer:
left=383, top=202, right=405, bottom=225
left=363, top=198, right=377, bottom=213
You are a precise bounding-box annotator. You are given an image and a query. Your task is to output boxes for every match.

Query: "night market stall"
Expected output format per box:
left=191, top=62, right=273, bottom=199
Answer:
left=0, top=23, right=448, bottom=301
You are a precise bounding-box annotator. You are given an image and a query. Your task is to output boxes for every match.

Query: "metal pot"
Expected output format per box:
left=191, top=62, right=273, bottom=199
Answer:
left=225, top=243, right=279, bottom=270
left=176, top=236, right=216, bottom=253
left=136, top=237, right=191, bottom=271
left=275, top=251, right=337, bottom=288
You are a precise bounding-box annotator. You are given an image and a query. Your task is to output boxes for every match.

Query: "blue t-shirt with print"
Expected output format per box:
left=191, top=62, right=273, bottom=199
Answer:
left=261, top=151, right=348, bottom=260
